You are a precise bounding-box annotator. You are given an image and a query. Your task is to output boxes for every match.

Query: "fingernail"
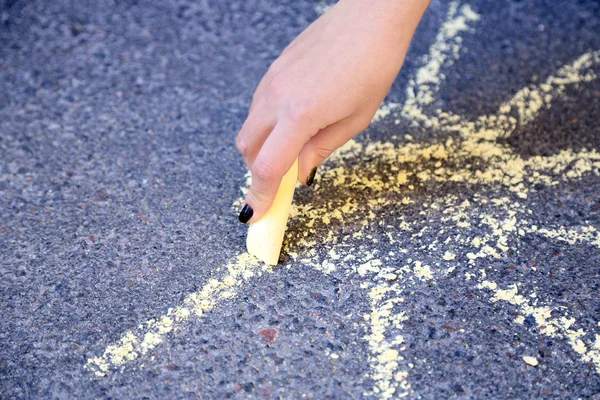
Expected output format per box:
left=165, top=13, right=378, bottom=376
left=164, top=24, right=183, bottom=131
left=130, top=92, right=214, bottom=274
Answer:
left=238, top=204, right=253, bottom=224
left=306, top=167, right=318, bottom=186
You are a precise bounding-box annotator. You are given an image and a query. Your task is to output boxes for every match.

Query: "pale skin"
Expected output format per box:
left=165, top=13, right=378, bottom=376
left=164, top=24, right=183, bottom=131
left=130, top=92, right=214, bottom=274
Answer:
left=237, top=0, right=432, bottom=223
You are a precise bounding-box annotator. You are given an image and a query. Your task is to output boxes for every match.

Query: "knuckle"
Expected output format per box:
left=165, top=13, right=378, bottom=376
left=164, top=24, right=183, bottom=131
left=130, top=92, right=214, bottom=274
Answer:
left=267, top=57, right=284, bottom=75
left=264, top=75, right=319, bottom=128
left=253, top=76, right=269, bottom=101
left=314, top=145, right=334, bottom=160
left=250, top=93, right=261, bottom=108
left=306, top=140, right=333, bottom=160
left=252, top=160, right=277, bottom=182
left=285, top=97, right=317, bottom=126
left=302, top=141, right=333, bottom=165
left=235, top=135, right=250, bottom=157
left=265, top=73, right=287, bottom=100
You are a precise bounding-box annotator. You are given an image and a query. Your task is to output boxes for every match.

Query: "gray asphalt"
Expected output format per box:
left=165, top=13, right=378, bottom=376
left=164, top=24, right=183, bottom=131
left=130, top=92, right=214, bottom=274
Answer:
left=1, top=0, right=600, bottom=398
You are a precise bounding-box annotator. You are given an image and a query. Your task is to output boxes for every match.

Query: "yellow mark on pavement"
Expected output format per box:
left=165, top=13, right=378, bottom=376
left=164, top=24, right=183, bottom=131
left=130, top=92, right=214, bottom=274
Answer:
left=88, top=2, right=600, bottom=397
left=87, top=254, right=262, bottom=376
left=478, top=281, right=600, bottom=373
left=364, top=280, right=410, bottom=399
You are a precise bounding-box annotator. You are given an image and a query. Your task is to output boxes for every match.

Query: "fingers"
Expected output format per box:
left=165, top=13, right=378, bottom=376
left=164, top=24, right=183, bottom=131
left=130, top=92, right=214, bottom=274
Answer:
left=297, top=114, right=370, bottom=185
left=242, top=118, right=318, bottom=222
left=236, top=99, right=276, bottom=168
left=238, top=105, right=370, bottom=224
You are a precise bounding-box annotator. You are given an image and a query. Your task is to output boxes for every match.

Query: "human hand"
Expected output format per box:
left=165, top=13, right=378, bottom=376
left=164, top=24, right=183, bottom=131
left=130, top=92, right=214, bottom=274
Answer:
left=237, top=0, right=431, bottom=223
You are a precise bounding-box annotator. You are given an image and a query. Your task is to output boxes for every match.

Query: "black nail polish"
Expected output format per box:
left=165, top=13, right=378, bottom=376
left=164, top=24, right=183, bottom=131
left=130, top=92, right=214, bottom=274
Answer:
left=238, top=204, right=253, bottom=223
left=306, top=167, right=318, bottom=186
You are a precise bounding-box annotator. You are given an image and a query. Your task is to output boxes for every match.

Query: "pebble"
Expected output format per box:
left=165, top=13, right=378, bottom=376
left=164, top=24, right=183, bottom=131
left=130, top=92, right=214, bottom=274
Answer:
left=523, top=356, right=539, bottom=366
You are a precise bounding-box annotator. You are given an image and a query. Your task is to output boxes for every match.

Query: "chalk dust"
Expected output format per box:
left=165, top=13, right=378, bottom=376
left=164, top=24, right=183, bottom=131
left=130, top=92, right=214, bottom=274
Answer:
left=88, top=0, right=600, bottom=393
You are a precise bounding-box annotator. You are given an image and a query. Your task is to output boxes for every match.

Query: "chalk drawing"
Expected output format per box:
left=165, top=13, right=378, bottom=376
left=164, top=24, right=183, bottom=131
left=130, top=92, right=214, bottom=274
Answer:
left=88, top=2, right=600, bottom=398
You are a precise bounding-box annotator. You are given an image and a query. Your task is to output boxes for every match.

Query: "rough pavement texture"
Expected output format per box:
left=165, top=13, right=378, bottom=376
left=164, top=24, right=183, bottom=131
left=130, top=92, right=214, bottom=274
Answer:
left=1, top=0, right=600, bottom=398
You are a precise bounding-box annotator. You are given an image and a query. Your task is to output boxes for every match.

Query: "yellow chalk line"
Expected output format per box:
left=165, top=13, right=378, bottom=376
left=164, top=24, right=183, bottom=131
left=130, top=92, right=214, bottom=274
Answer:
left=87, top=253, right=263, bottom=376
left=87, top=1, right=600, bottom=394
left=364, top=282, right=410, bottom=399
left=477, top=280, right=600, bottom=373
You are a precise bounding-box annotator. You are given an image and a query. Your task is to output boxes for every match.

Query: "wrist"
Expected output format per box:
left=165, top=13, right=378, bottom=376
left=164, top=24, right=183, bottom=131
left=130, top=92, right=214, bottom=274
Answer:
left=339, top=0, right=431, bottom=32
left=337, top=0, right=430, bottom=51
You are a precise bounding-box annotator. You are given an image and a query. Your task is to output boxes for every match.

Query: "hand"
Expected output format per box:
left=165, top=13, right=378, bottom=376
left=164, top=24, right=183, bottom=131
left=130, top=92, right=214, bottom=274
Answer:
left=236, top=0, right=431, bottom=223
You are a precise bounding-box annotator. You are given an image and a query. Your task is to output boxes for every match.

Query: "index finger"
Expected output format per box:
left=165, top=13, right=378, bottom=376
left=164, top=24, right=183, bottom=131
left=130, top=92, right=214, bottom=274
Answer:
left=240, top=117, right=317, bottom=223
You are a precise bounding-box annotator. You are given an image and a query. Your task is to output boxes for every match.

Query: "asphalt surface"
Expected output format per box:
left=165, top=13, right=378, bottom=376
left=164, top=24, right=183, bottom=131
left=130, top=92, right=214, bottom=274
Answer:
left=1, top=0, right=600, bottom=398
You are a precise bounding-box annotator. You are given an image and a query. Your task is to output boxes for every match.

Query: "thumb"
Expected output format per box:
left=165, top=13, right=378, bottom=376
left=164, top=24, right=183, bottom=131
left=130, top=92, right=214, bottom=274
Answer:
left=297, top=114, right=371, bottom=185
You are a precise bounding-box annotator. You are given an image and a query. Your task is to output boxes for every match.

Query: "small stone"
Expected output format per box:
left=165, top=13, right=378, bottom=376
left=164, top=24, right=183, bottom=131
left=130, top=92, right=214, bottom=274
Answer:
left=523, top=356, right=538, bottom=366
left=259, top=328, right=278, bottom=345
left=330, top=353, right=339, bottom=359
left=451, top=383, right=465, bottom=394
left=384, top=273, right=398, bottom=281
left=95, top=189, right=110, bottom=201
